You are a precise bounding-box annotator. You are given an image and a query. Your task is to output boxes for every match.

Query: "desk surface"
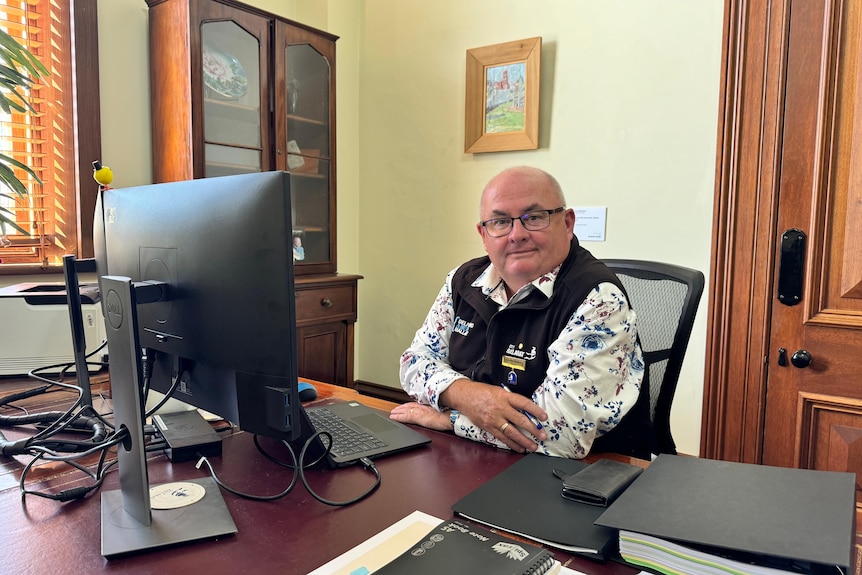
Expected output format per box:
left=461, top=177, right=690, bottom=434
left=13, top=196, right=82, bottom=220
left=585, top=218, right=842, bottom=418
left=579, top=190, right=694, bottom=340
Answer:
left=0, top=376, right=638, bottom=574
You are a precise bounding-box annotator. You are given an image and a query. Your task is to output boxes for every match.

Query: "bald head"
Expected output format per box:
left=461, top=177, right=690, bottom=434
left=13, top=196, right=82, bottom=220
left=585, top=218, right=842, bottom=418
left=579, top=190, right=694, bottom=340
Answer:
left=480, top=166, right=565, bottom=213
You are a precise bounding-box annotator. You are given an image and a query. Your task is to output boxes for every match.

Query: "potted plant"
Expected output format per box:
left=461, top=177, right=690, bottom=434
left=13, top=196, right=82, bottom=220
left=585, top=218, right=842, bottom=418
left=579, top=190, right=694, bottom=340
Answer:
left=0, top=28, right=48, bottom=237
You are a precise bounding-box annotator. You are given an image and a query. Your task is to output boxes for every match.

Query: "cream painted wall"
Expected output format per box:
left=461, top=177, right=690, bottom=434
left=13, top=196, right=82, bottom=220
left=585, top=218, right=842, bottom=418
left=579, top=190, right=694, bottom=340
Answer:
left=86, top=0, right=721, bottom=456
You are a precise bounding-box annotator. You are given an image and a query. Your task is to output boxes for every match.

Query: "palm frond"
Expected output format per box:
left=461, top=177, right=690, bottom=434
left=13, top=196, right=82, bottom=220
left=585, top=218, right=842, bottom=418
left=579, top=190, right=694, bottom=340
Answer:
left=0, top=205, right=31, bottom=237
left=0, top=29, right=48, bottom=241
left=0, top=30, right=49, bottom=78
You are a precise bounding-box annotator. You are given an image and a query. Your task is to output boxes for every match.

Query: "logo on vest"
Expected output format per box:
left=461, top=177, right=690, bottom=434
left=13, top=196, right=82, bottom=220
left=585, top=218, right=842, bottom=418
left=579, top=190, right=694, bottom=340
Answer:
left=453, top=316, right=474, bottom=336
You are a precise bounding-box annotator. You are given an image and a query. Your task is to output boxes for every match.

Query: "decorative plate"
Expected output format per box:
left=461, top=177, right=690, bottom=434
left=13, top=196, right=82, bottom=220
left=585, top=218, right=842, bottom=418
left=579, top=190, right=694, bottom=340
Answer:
left=202, top=47, right=248, bottom=98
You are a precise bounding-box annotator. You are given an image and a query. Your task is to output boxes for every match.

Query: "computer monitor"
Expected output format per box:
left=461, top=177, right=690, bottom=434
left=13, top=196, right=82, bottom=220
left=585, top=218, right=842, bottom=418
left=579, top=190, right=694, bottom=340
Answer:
left=93, top=171, right=309, bottom=556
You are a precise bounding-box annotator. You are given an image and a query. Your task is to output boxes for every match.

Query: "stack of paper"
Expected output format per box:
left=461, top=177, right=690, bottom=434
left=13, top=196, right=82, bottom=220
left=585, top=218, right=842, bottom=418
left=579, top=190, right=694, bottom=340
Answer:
left=618, top=531, right=807, bottom=575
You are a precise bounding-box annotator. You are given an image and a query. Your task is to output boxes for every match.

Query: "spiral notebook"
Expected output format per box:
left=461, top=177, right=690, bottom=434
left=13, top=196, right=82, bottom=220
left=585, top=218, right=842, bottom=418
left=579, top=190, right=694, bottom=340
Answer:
left=308, top=511, right=560, bottom=575
left=375, top=517, right=561, bottom=575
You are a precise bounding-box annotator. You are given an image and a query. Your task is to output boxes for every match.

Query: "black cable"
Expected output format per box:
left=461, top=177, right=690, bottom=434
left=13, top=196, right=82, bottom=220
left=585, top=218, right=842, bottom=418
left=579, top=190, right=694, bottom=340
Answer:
left=8, top=341, right=171, bottom=503
left=0, top=384, right=52, bottom=407
left=20, top=453, right=110, bottom=502
left=144, top=365, right=183, bottom=418
left=28, top=428, right=126, bottom=460
left=1, top=341, right=113, bottom=455
left=253, top=433, right=329, bottom=469
left=140, top=348, right=154, bottom=400
left=3, top=355, right=119, bottom=501
left=196, top=431, right=381, bottom=506
left=0, top=416, right=108, bottom=455
left=0, top=380, right=83, bottom=439
left=0, top=398, right=111, bottom=455
left=1, top=402, right=28, bottom=416
left=195, top=447, right=299, bottom=501
left=19, top=428, right=126, bottom=502
left=19, top=426, right=166, bottom=503
left=297, top=435, right=381, bottom=506
left=26, top=338, right=108, bottom=386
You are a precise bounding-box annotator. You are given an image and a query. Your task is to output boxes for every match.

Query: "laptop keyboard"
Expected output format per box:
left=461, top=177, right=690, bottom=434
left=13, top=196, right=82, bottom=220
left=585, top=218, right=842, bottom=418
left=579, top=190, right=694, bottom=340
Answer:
left=307, top=407, right=388, bottom=458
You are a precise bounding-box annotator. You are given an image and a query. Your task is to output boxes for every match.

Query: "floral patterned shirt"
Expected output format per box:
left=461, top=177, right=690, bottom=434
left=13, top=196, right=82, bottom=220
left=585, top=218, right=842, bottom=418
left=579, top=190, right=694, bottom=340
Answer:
left=399, top=263, right=644, bottom=458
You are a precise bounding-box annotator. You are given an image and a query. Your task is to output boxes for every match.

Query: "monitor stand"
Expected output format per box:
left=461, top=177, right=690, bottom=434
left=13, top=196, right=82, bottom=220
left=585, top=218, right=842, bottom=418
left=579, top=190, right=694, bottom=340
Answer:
left=62, top=254, right=95, bottom=407
left=99, top=276, right=236, bottom=558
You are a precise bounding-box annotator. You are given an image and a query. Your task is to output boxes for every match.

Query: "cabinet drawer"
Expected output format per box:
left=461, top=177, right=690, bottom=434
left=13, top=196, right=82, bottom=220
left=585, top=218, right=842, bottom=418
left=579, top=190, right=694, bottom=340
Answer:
left=295, top=285, right=356, bottom=322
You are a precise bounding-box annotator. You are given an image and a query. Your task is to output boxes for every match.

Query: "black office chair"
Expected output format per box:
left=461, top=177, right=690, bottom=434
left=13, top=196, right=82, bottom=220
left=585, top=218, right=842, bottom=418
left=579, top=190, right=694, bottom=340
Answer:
left=603, top=259, right=705, bottom=455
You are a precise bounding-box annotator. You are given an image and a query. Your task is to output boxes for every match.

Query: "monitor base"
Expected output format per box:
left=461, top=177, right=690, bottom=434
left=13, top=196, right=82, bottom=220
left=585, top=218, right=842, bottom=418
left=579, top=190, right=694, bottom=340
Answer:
left=101, top=476, right=236, bottom=558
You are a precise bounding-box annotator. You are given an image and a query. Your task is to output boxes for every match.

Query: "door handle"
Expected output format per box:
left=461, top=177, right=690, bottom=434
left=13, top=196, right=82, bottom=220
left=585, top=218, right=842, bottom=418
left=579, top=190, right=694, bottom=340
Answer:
left=777, top=228, right=806, bottom=306
left=790, top=349, right=812, bottom=368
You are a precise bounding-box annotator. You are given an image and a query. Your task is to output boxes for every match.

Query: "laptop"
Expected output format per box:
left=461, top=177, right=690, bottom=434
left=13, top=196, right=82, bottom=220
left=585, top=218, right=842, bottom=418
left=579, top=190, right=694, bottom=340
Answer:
left=293, top=400, right=431, bottom=467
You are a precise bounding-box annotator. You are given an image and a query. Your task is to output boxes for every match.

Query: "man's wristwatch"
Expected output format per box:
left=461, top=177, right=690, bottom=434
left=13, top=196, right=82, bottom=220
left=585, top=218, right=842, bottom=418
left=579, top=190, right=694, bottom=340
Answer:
left=449, top=409, right=459, bottom=429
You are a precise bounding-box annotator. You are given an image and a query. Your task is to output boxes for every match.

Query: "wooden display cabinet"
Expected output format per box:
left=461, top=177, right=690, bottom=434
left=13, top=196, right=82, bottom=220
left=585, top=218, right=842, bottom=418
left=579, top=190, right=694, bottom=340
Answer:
left=146, top=0, right=360, bottom=387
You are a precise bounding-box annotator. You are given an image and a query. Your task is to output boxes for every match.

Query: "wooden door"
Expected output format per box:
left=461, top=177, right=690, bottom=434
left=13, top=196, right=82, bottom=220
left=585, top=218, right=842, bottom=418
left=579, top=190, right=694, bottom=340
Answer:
left=704, top=0, right=862, bottom=489
left=761, top=0, right=862, bottom=471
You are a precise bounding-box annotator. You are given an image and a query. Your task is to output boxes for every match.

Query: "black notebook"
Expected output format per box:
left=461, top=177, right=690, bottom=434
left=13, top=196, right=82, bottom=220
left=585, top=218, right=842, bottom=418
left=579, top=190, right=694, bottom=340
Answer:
left=376, top=518, right=560, bottom=575
left=451, top=453, right=620, bottom=560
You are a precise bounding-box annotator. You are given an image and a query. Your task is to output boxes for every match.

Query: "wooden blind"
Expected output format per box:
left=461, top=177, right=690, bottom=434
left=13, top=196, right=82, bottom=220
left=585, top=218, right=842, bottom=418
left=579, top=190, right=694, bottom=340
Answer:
left=0, top=0, right=76, bottom=267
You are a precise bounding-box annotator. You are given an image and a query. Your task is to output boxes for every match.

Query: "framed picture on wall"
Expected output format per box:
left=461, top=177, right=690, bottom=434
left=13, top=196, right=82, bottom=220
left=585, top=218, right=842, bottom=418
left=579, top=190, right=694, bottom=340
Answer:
left=465, top=37, right=541, bottom=153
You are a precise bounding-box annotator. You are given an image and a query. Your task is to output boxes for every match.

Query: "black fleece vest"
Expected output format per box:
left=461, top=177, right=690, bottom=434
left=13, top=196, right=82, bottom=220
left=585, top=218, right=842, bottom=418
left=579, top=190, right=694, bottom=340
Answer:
left=448, top=237, right=655, bottom=459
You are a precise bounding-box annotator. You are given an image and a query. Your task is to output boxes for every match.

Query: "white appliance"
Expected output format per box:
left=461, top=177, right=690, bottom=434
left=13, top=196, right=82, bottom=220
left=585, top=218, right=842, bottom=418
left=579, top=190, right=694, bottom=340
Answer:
left=0, top=282, right=106, bottom=376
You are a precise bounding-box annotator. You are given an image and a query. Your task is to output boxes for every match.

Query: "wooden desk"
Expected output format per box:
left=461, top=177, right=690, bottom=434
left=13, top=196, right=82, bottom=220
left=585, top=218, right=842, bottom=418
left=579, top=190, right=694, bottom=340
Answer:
left=0, top=376, right=639, bottom=574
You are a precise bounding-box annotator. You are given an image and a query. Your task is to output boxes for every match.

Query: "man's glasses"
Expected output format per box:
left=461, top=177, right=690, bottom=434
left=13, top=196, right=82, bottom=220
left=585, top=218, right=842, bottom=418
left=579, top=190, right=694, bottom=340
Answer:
left=480, top=207, right=566, bottom=238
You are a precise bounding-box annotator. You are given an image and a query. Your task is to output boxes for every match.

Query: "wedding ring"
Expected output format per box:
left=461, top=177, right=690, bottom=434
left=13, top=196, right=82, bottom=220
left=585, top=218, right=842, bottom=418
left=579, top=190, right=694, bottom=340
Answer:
left=500, top=422, right=510, bottom=433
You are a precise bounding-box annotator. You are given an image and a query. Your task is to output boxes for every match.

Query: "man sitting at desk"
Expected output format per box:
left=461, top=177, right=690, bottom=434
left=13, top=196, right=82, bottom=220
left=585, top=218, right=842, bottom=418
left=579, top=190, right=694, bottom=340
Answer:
left=391, top=166, right=653, bottom=459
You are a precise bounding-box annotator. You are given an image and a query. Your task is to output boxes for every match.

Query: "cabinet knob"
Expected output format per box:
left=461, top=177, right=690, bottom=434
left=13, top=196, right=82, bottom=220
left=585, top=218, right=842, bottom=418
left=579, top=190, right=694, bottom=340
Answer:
left=321, top=297, right=333, bottom=308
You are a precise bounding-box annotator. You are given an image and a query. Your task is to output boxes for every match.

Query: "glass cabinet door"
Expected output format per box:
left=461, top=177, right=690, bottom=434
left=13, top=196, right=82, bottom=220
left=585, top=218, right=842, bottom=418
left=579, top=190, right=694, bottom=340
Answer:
left=201, top=20, right=265, bottom=178
left=285, top=42, right=332, bottom=268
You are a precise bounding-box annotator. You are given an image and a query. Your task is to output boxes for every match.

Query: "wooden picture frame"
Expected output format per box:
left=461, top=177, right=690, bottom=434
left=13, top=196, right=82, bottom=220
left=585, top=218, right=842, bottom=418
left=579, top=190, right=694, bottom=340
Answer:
left=465, top=37, right=541, bottom=154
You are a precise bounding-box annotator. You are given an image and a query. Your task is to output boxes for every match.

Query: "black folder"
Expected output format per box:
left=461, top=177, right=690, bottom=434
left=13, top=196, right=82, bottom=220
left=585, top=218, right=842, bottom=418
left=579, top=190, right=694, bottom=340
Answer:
left=594, top=454, right=855, bottom=572
left=451, top=453, right=619, bottom=560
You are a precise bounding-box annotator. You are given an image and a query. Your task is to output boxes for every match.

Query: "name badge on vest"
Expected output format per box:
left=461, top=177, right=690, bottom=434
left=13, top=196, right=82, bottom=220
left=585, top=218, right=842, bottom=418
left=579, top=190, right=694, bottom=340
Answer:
left=501, top=355, right=526, bottom=371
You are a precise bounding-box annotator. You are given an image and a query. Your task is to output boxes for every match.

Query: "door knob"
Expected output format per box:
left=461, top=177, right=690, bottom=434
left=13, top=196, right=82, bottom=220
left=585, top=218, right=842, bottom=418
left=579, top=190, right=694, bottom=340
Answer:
left=790, top=349, right=812, bottom=368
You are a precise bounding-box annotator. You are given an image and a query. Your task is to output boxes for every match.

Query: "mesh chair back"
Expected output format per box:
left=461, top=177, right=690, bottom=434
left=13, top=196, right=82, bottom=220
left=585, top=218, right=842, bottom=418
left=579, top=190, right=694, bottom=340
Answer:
left=603, top=259, right=705, bottom=454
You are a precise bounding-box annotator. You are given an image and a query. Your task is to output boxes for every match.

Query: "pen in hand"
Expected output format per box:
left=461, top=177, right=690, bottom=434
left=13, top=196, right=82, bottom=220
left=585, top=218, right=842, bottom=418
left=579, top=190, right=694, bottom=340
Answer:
left=500, top=383, right=543, bottom=430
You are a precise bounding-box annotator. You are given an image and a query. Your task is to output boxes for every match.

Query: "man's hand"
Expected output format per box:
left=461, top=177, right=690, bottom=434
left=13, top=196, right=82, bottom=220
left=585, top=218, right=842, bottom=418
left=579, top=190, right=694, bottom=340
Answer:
left=442, top=379, right=548, bottom=453
left=389, top=402, right=451, bottom=431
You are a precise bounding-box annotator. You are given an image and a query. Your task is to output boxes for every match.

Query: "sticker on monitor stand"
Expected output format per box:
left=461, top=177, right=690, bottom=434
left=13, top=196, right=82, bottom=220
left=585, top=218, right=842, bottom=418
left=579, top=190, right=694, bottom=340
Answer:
left=149, top=481, right=206, bottom=509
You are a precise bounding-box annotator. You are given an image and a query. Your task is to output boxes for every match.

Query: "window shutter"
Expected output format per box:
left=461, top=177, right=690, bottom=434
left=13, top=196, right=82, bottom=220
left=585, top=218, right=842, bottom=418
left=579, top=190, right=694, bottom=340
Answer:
left=0, top=0, right=76, bottom=267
